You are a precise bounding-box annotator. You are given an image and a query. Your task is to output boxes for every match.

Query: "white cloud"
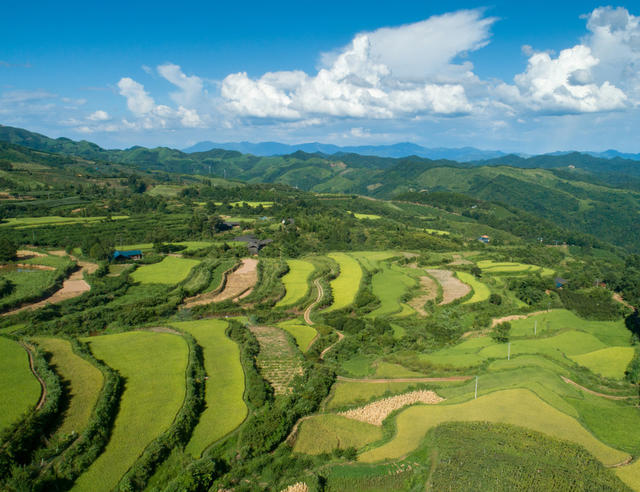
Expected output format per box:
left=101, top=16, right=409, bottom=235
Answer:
left=220, top=11, right=487, bottom=121
left=116, top=75, right=204, bottom=129
left=497, top=45, right=627, bottom=113
left=157, top=63, right=205, bottom=107
left=88, top=110, right=110, bottom=121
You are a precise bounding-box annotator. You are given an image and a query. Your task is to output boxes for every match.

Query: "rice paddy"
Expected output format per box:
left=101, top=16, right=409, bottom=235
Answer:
left=130, top=256, right=200, bottom=284
left=456, top=271, right=490, bottom=304
left=325, top=253, right=363, bottom=312
left=276, top=259, right=316, bottom=307
left=359, top=389, right=629, bottom=465
left=170, top=320, right=247, bottom=456
left=368, top=264, right=415, bottom=317
left=34, top=337, right=103, bottom=436
left=570, top=347, right=635, bottom=379
left=293, top=414, right=383, bottom=455
left=0, top=215, right=129, bottom=229
left=0, top=337, right=41, bottom=431
left=278, top=319, right=317, bottom=352
left=477, top=259, right=555, bottom=277
left=327, top=381, right=423, bottom=410
left=74, top=331, right=188, bottom=491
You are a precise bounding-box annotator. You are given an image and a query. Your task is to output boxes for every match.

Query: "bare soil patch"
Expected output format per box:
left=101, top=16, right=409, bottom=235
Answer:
left=16, top=250, right=47, bottom=259
left=339, top=390, right=443, bottom=425
left=280, top=483, right=309, bottom=492
left=426, top=269, right=470, bottom=305
left=408, top=275, right=438, bottom=316
left=185, top=259, right=257, bottom=307
left=249, top=325, right=303, bottom=395
left=3, top=262, right=96, bottom=316
left=491, top=309, right=555, bottom=328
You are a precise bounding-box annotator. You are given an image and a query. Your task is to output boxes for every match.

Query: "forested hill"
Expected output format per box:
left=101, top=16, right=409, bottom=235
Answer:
left=3, top=124, right=640, bottom=251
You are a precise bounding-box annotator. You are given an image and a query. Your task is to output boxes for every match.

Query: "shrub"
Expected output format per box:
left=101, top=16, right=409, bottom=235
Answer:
left=491, top=322, right=511, bottom=343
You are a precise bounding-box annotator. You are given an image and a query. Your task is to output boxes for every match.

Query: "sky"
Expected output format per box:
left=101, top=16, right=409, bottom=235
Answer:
left=1, top=1, right=640, bottom=153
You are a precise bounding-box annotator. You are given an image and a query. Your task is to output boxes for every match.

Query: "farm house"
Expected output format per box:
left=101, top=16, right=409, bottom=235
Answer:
left=112, top=249, right=143, bottom=261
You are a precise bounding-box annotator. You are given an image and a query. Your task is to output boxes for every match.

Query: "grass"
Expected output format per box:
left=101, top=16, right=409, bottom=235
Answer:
left=570, top=347, right=635, bottom=379
left=146, top=184, right=185, bottom=197
left=349, top=212, right=381, bottom=220
left=476, top=260, right=556, bottom=278
left=294, top=414, right=383, bottom=455
left=34, top=337, right=103, bottom=436
left=74, top=331, right=188, bottom=491
left=0, top=337, right=41, bottom=432
left=368, top=264, right=415, bottom=317
left=0, top=268, right=59, bottom=311
left=340, top=355, right=376, bottom=378
left=327, top=381, right=424, bottom=410
left=0, top=215, right=128, bottom=228
left=325, top=253, right=363, bottom=312
left=170, top=320, right=247, bottom=456
left=457, top=271, right=490, bottom=304
left=510, top=309, right=630, bottom=346
left=276, top=259, right=316, bottom=307
left=374, top=361, right=427, bottom=378
left=130, top=256, right=200, bottom=284
left=616, top=459, right=640, bottom=490
left=278, top=319, right=317, bottom=352
left=359, top=389, right=628, bottom=466
left=426, top=422, right=629, bottom=492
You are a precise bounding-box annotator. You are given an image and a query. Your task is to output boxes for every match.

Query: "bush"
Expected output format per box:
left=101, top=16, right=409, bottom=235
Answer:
left=491, top=322, right=511, bottom=343
left=0, top=238, right=17, bottom=262
left=489, top=293, right=502, bottom=305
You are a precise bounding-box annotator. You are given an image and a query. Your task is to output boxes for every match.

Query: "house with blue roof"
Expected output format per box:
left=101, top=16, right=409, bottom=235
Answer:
left=112, top=249, right=143, bottom=261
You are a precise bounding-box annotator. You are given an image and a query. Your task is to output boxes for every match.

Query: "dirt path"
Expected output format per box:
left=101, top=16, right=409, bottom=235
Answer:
left=408, top=275, right=438, bottom=316
left=320, top=331, right=344, bottom=360
left=491, top=309, right=557, bottom=328
left=20, top=343, right=46, bottom=410
left=612, top=293, right=633, bottom=310
left=426, top=269, right=470, bottom=305
left=337, top=375, right=472, bottom=383
left=304, top=279, right=323, bottom=325
left=16, top=250, right=47, bottom=259
left=561, top=376, right=635, bottom=401
left=3, top=261, right=97, bottom=316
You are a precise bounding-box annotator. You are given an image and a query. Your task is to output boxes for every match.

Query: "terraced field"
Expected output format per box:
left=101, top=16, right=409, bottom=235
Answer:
left=359, top=389, right=629, bottom=465
left=457, top=271, right=490, bottom=304
left=368, top=263, right=415, bottom=317
left=278, top=319, right=317, bottom=352
left=74, top=331, right=188, bottom=491
left=250, top=325, right=303, bottom=395
left=34, top=337, right=103, bottom=436
left=294, top=415, right=383, bottom=455
left=171, top=320, right=247, bottom=456
left=130, top=256, right=200, bottom=284
left=0, top=337, right=41, bottom=431
left=325, top=253, right=363, bottom=312
left=276, top=259, right=316, bottom=308
left=426, top=269, right=470, bottom=305
left=477, top=259, right=555, bottom=277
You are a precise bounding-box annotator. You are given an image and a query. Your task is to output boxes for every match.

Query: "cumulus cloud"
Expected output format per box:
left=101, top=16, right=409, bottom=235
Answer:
left=87, top=110, right=110, bottom=121
left=116, top=75, right=204, bottom=129
left=497, top=44, right=627, bottom=113
left=157, top=63, right=206, bottom=107
left=498, top=6, right=640, bottom=114
left=221, top=11, right=489, bottom=121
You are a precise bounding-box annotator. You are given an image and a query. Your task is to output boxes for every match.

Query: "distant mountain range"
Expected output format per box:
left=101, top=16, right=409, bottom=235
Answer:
left=182, top=141, right=509, bottom=161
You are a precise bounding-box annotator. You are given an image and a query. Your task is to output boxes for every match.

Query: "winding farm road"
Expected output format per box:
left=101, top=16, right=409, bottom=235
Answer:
left=320, top=331, right=344, bottom=360
left=560, top=376, right=636, bottom=401
left=337, top=375, right=472, bottom=383
left=303, top=278, right=323, bottom=325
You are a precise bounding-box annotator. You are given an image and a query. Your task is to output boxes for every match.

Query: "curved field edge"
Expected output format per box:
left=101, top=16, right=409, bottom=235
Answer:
left=33, top=337, right=104, bottom=436
left=358, top=388, right=628, bottom=466
left=324, top=253, right=363, bottom=312
left=0, top=336, right=41, bottom=431
left=276, top=259, right=316, bottom=308
left=169, top=319, right=247, bottom=456
left=456, top=271, right=490, bottom=304
left=73, top=331, right=188, bottom=492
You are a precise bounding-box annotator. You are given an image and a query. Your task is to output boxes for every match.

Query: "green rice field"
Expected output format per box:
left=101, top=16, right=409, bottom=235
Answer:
left=278, top=319, right=317, bottom=352
left=477, top=259, right=555, bottom=277
left=570, top=347, right=635, bottom=379
left=276, top=259, right=316, bottom=307
left=368, top=264, right=415, bottom=317
left=35, top=337, right=103, bottom=436
left=294, top=414, right=383, bottom=455
left=0, top=337, right=41, bottom=432
left=327, top=381, right=425, bottom=410
left=457, top=271, right=490, bottom=304
left=74, top=331, right=188, bottom=491
left=170, top=320, right=247, bottom=456
left=130, top=256, right=200, bottom=284
left=0, top=216, right=128, bottom=228
left=359, top=389, right=628, bottom=465
left=325, top=253, right=363, bottom=312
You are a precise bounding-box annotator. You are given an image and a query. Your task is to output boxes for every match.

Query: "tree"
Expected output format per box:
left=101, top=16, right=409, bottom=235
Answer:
left=471, top=266, right=482, bottom=278
left=0, top=237, right=17, bottom=262
left=491, top=322, right=511, bottom=343
left=489, top=293, right=502, bottom=305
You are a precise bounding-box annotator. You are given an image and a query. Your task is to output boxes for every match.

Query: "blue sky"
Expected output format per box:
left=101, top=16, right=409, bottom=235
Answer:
left=1, top=1, right=639, bottom=153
